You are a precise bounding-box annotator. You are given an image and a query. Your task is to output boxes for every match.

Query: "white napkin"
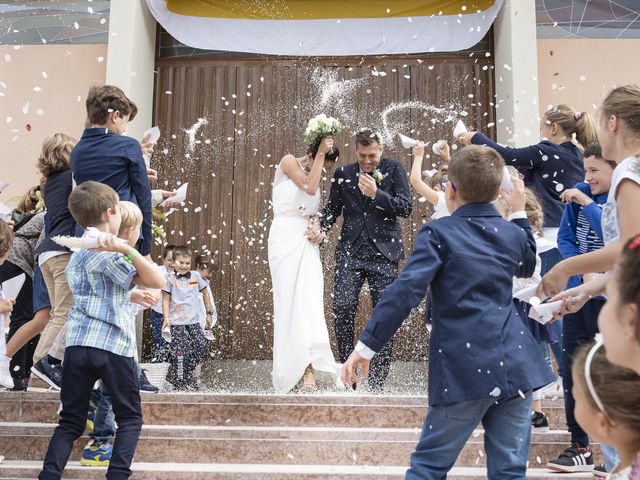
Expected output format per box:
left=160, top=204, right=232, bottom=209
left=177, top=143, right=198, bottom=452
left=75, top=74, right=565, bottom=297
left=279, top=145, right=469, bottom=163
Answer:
left=453, top=120, right=467, bottom=138
left=398, top=133, right=418, bottom=148
left=422, top=169, right=438, bottom=178
left=52, top=227, right=128, bottom=251
left=160, top=183, right=188, bottom=206
left=432, top=140, right=446, bottom=155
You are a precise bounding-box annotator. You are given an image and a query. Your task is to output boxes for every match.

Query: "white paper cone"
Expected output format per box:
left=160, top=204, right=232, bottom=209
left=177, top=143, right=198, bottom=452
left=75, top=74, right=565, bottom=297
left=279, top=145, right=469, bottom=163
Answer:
left=160, top=183, right=188, bottom=206
left=432, top=140, right=446, bottom=155
left=203, top=329, right=215, bottom=341
left=398, top=133, right=418, bottom=149
left=528, top=298, right=577, bottom=325
left=161, top=326, right=172, bottom=343
left=513, top=285, right=544, bottom=304
left=501, top=167, right=514, bottom=195
left=422, top=169, right=438, bottom=178
left=144, top=126, right=161, bottom=144
left=453, top=119, right=468, bottom=138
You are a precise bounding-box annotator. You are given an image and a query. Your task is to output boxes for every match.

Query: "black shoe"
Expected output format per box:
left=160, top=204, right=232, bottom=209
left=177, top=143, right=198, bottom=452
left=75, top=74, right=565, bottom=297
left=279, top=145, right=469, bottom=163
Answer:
left=139, top=369, right=159, bottom=393
left=593, top=465, right=607, bottom=478
left=31, top=357, right=62, bottom=390
left=10, top=377, right=29, bottom=391
left=546, top=445, right=594, bottom=473
left=531, top=411, right=549, bottom=433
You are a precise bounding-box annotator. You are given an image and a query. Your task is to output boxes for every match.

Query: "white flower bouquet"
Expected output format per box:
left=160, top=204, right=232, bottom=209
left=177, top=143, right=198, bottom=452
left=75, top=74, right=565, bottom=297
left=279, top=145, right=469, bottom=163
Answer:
left=304, top=114, right=343, bottom=146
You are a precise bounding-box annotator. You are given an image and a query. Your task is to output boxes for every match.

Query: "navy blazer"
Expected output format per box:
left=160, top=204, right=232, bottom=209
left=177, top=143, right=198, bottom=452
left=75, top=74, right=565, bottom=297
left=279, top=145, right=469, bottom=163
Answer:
left=321, top=158, right=412, bottom=262
left=471, top=132, right=583, bottom=228
left=71, top=128, right=153, bottom=256
left=36, top=169, right=76, bottom=255
left=360, top=203, right=554, bottom=406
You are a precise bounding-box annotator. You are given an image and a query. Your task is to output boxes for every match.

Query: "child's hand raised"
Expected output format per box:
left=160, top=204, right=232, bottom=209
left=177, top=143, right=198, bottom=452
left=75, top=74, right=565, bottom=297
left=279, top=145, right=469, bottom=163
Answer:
left=412, top=141, right=426, bottom=159
left=0, top=298, right=15, bottom=314
left=501, top=175, right=525, bottom=213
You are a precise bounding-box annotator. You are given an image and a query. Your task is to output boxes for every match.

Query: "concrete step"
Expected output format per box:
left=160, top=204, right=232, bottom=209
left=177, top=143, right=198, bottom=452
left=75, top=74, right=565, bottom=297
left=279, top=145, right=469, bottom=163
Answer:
left=0, top=391, right=570, bottom=429
left=0, top=461, right=595, bottom=479
left=0, top=423, right=600, bottom=468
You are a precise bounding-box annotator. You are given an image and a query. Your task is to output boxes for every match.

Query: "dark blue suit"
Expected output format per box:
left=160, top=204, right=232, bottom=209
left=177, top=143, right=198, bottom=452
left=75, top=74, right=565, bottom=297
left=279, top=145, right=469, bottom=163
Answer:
left=321, top=157, right=412, bottom=389
left=360, top=203, right=554, bottom=405
left=71, top=128, right=152, bottom=256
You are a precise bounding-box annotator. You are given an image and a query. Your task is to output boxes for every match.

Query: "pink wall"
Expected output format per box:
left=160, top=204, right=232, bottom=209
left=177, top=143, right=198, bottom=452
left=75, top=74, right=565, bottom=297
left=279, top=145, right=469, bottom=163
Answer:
left=537, top=39, right=640, bottom=116
left=0, top=44, right=107, bottom=204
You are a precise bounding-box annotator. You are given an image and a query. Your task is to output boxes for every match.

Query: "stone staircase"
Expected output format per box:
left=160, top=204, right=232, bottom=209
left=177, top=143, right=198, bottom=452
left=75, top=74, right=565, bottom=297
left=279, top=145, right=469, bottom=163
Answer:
left=0, top=390, right=597, bottom=479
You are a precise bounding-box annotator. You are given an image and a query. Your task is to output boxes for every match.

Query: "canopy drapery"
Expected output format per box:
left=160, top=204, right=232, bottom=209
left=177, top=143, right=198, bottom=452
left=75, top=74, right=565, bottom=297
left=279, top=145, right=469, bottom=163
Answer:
left=146, top=0, right=503, bottom=56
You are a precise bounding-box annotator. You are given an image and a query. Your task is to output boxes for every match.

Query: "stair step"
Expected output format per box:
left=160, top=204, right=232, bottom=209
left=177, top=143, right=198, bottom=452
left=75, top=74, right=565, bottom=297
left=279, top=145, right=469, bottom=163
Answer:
left=0, top=391, right=569, bottom=429
left=0, top=461, right=595, bottom=479
left=0, top=423, right=600, bottom=467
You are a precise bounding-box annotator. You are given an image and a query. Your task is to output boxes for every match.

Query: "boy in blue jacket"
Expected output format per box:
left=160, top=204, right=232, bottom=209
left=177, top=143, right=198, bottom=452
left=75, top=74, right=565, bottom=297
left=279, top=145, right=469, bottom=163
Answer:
left=546, top=142, right=616, bottom=473
left=342, top=145, right=554, bottom=480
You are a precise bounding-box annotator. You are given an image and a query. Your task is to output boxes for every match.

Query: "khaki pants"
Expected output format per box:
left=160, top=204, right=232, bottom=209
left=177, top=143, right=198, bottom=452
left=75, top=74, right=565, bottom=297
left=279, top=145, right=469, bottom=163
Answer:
left=33, top=253, right=72, bottom=362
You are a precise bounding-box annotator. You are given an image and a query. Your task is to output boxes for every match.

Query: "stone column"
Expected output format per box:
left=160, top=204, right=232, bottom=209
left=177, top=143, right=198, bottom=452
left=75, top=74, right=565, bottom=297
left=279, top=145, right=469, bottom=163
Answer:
left=493, top=0, right=540, bottom=146
left=106, top=0, right=156, bottom=140
left=106, top=0, right=157, bottom=359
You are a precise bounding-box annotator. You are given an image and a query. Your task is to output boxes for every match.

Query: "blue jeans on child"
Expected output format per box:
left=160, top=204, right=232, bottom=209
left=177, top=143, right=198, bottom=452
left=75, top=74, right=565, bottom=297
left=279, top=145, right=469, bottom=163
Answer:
left=39, top=346, right=142, bottom=480
left=149, top=310, right=169, bottom=361
left=90, top=362, right=141, bottom=445
left=540, top=248, right=564, bottom=377
left=405, top=391, right=532, bottom=480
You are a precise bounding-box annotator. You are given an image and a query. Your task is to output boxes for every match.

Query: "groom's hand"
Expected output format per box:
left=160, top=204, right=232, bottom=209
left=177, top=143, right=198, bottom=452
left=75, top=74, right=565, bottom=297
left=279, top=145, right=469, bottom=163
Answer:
left=358, top=173, right=377, bottom=199
left=341, top=351, right=370, bottom=390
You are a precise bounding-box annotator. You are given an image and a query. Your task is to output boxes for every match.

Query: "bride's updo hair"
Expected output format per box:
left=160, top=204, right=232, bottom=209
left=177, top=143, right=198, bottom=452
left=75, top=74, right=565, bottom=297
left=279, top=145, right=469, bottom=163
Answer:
left=307, top=137, right=340, bottom=162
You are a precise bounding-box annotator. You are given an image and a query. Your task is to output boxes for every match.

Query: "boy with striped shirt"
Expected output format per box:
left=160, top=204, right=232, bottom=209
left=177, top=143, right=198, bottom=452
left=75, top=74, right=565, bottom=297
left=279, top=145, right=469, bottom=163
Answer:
left=548, top=142, right=616, bottom=473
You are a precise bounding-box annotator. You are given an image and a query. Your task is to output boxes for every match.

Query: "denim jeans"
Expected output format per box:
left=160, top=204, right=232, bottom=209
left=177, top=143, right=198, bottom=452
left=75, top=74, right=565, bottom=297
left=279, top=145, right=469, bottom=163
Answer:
left=149, top=310, right=169, bottom=361
left=406, top=392, right=532, bottom=480
left=540, top=248, right=564, bottom=377
left=562, top=298, right=603, bottom=446
left=90, top=362, right=141, bottom=445
left=39, top=346, right=142, bottom=480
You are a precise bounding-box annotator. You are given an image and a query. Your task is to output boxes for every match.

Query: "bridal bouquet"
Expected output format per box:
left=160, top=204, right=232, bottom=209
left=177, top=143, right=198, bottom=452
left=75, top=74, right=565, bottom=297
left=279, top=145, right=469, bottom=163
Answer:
left=304, top=114, right=343, bottom=146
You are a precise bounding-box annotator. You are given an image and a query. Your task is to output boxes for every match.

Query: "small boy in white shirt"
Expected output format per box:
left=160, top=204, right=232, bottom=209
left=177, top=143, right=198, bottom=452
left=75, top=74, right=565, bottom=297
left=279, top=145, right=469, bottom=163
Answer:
left=162, top=246, right=213, bottom=390
left=150, top=244, right=175, bottom=362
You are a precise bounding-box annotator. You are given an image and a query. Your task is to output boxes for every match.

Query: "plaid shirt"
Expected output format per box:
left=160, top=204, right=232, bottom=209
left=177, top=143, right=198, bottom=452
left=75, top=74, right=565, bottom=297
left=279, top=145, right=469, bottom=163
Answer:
left=65, top=250, right=137, bottom=357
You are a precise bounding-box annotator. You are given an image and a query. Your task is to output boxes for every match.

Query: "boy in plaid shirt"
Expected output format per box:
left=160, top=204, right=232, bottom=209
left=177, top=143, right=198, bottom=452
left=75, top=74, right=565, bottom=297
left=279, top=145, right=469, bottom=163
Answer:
left=39, top=181, right=165, bottom=480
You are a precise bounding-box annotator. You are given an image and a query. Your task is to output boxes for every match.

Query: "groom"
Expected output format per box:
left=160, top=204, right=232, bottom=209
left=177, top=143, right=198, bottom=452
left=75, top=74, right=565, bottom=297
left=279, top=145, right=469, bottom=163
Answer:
left=311, top=129, right=412, bottom=391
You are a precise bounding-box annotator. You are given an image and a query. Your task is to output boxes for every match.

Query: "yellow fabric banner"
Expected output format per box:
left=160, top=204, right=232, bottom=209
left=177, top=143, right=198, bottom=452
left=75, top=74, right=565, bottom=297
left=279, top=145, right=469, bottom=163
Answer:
left=166, top=0, right=496, bottom=20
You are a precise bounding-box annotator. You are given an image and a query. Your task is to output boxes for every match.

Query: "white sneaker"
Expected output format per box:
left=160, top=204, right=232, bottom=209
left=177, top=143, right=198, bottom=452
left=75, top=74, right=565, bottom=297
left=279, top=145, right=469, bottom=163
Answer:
left=0, top=356, right=14, bottom=389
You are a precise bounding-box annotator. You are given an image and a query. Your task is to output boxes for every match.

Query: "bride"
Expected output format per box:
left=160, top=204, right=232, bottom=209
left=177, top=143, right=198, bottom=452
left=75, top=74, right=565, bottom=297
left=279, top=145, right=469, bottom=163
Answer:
left=268, top=134, right=340, bottom=393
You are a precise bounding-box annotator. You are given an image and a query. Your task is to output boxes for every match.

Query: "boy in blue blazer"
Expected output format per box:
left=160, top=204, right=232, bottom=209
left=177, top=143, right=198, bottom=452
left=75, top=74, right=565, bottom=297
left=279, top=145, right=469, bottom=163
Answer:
left=342, top=145, right=554, bottom=480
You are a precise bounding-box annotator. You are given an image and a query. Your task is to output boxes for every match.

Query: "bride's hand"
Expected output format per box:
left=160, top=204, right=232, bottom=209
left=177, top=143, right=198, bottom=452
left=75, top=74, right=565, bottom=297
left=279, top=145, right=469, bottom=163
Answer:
left=316, top=136, right=334, bottom=158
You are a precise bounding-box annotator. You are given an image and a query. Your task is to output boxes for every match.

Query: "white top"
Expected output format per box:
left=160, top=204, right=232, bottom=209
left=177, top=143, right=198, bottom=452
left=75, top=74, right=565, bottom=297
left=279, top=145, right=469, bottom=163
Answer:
left=432, top=191, right=450, bottom=220
left=602, top=156, right=640, bottom=245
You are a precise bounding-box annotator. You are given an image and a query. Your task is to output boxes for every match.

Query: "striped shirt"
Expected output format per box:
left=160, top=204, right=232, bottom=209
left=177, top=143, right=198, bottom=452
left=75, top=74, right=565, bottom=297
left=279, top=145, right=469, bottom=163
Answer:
left=575, top=207, right=604, bottom=255
left=65, top=250, right=137, bottom=357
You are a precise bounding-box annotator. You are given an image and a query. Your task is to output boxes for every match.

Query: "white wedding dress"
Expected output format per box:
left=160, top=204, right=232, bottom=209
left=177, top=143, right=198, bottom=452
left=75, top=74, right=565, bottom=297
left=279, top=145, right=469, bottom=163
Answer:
left=268, top=161, right=340, bottom=394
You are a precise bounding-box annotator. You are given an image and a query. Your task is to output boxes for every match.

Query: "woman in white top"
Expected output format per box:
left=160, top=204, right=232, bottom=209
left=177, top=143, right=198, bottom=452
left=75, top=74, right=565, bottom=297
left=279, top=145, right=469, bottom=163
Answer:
left=268, top=135, right=340, bottom=394
left=541, top=85, right=640, bottom=317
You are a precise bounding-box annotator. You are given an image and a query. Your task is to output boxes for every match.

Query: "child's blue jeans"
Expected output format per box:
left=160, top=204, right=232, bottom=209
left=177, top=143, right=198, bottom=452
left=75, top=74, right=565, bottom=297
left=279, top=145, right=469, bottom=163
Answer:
left=405, top=391, right=532, bottom=480
left=149, top=310, right=169, bottom=362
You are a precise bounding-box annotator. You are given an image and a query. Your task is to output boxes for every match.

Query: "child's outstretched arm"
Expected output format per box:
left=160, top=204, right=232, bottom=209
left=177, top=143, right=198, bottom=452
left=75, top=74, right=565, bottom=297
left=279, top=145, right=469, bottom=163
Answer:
left=97, top=234, right=166, bottom=289
left=409, top=141, right=440, bottom=206
left=162, top=291, right=171, bottom=330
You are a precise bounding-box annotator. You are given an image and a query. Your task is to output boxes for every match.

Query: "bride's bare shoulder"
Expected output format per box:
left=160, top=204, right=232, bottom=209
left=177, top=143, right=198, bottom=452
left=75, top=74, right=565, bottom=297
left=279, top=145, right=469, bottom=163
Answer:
left=279, top=154, right=297, bottom=172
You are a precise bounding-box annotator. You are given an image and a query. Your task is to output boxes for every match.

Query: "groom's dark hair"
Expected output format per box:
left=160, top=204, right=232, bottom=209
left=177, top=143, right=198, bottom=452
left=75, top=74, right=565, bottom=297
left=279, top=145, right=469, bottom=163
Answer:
left=355, top=129, right=381, bottom=147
